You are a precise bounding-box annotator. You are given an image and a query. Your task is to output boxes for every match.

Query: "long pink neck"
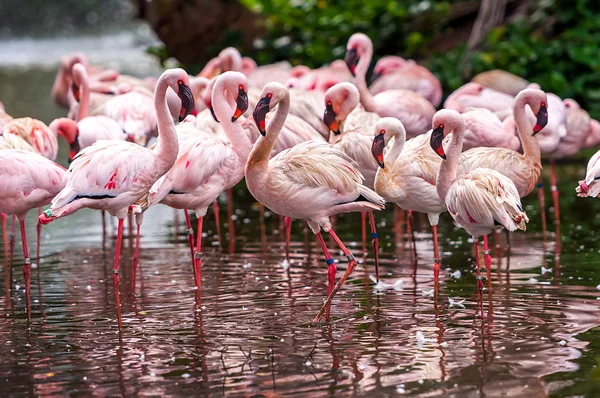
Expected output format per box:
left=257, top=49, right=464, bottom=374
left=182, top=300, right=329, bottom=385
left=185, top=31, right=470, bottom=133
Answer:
left=213, top=79, right=253, bottom=165
left=354, top=46, right=378, bottom=112
left=437, top=123, right=465, bottom=201
left=152, top=77, right=179, bottom=172
left=514, top=93, right=540, bottom=161
left=75, top=70, right=90, bottom=122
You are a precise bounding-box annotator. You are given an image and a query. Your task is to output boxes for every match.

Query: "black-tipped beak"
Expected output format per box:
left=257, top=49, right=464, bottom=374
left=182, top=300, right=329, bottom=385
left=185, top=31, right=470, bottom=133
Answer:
left=178, top=82, right=194, bottom=122
left=71, top=82, right=81, bottom=102
left=68, top=138, right=80, bottom=163
left=430, top=127, right=446, bottom=159
left=323, top=103, right=340, bottom=134
left=371, top=71, right=381, bottom=83
left=345, top=47, right=359, bottom=77
left=371, top=134, right=385, bottom=168
left=232, top=87, right=248, bottom=122
left=209, top=105, right=220, bottom=123
left=533, top=103, right=548, bottom=135
left=253, top=96, right=271, bottom=136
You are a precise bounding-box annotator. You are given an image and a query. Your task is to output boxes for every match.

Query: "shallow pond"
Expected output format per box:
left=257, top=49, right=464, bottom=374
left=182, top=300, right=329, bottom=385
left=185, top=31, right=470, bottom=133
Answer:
left=2, top=23, right=600, bottom=398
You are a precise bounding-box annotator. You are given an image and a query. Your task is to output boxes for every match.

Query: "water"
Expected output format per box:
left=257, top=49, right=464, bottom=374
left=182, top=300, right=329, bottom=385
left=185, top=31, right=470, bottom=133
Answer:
left=2, top=21, right=600, bottom=398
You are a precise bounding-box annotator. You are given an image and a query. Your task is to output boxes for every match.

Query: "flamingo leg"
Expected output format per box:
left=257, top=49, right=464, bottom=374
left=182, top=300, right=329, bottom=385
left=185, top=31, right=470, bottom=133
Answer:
left=36, top=207, right=42, bottom=267
left=9, top=214, right=16, bottom=267
left=183, top=210, right=197, bottom=287
left=113, top=218, right=124, bottom=328
left=407, top=210, right=417, bottom=255
left=19, top=219, right=31, bottom=319
left=2, top=213, right=7, bottom=264
left=314, top=228, right=358, bottom=322
left=132, top=222, right=141, bottom=293
left=361, top=212, right=367, bottom=254
left=473, top=236, right=485, bottom=319
left=212, top=201, right=222, bottom=247
left=315, top=232, right=335, bottom=321
left=536, top=177, right=547, bottom=236
left=227, top=188, right=235, bottom=253
left=550, top=160, right=560, bottom=226
left=368, top=211, right=380, bottom=282
left=284, top=216, right=292, bottom=260
left=259, top=204, right=267, bottom=252
left=483, top=235, right=492, bottom=292
left=127, top=212, right=134, bottom=245
left=194, top=217, right=203, bottom=303
left=432, top=225, right=441, bottom=291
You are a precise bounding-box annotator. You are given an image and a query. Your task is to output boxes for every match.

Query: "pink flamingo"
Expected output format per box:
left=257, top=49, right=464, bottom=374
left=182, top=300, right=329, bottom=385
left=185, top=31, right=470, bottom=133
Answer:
left=576, top=149, right=600, bottom=197
left=137, top=72, right=252, bottom=297
left=246, top=82, right=385, bottom=322
left=371, top=117, right=446, bottom=287
left=322, top=82, right=382, bottom=274
left=430, top=109, right=529, bottom=317
left=460, top=108, right=521, bottom=151
left=471, top=69, right=530, bottom=97
left=583, top=119, right=600, bottom=149
left=460, top=88, right=547, bottom=256
left=444, top=82, right=515, bottom=113
left=2, top=118, right=58, bottom=161
left=50, top=64, right=128, bottom=161
left=38, top=68, right=194, bottom=325
left=370, top=56, right=442, bottom=107
left=0, top=149, right=65, bottom=318
left=345, top=33, right=436, bottom=138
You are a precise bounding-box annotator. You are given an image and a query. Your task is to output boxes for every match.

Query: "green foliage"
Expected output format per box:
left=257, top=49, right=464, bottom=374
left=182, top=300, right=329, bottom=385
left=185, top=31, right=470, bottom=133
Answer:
left=239, top=0, right=456, bottom=68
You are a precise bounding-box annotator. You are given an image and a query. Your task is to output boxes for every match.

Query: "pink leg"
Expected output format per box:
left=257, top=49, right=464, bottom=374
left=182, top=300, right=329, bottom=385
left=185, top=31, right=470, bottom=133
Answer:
left=432, top=225, right=441, bottom=291
left=259, top=204, right=267, bottom=252
left=483, top=235, right=492, bottom=292
left=537, top=177, right=547, bottom=236
left=284, top=216, right=292, bottom=259
left=361, top=212, right=367, bottom=254
left=194, top=217, right=203, bottom=303
left=101, top=210, right=107, bottom=246
left=19, top=219, right=31, bottom=319
left=314, top=228, right=358, bottom=322
left=473, top=236, right=485, bottom=319
left=227, top=188, right=235, bottom=253
left=127, top=212, right=134, bottom=243
left=9, top=215, right=16, bottom=267
left=407, top=211, right=416, bottom=255
left=132, top=222, right=141, bottom=293
left=315, top=232, right=335, bottom=321
left=368, top=211, right=380, bottom=282
left=183, top=210, right=197, bottom=287
left=550, top=160, right=560, bottom=226
left=2, top=213, right=7, bottom=264
left=113, top=219, right=124, bottom=328
left=36, top=208, right=42, bottom=267
left=213, top=201, right=222, bottom=247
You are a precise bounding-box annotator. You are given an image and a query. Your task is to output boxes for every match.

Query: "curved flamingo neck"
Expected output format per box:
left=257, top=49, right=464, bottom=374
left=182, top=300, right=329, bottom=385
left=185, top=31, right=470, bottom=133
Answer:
left=514, top=93, right=541, bottom=162
left=437, top=120, right=465, bottom=201
left=354, top=44, right=378, bottom=112
left=152, top=76, right=179, bottom=171
left=386, top=129, right=406, bottom=165
left=74, top=68, right=90, bottom=122
left=248, top=91, right=290, bottom=168
left=213, top=78, right=253, bottom=162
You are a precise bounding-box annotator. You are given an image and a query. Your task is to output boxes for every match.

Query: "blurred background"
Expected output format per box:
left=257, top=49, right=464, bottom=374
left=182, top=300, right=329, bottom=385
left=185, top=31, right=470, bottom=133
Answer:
left=1, top=0, right=599, bottom=119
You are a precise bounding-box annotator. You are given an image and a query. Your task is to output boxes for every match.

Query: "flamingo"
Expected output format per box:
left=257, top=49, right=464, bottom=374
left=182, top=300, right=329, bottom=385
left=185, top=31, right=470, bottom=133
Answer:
left=429, top=109, right=529, bottom=317
left=459, top=108, right=521, bottom=152
left=133, top=72, right=251, bottom=296
left=471, top=69, right=530, bottom=97
left=370, top=56, right=443, bottom=107
left=246, top=82, right=385, bottom=321
left=576, top=148, right=600, bottom=197
left=583, top=119, right=600, bottom=149
left=0, top=149, right=65, bottom=318
left=444, top=82, right=515, bottom=114
left=345, top=33, right=436, bottom=138
left=371, top=118, right=446, bottom=287
left=322, top=82, right=382, bottom=275
left=50, top=64, right=128, bottom=162
left=2, top=118, right=58, bottom=161
left=459, top=88, right=547, bottom=257
left=38, top=68, right=194, bottom=325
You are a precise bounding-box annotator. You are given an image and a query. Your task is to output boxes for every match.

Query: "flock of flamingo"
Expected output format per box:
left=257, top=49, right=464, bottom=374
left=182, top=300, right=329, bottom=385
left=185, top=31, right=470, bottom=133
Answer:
left=2, top=32, right=600, bottom=325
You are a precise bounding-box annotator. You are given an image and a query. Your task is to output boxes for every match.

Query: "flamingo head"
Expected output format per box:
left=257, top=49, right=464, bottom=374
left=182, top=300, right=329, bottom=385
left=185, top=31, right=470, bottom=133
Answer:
left=371, top=117, right=406, bottom=168
left=50, top=118, right=80, bottom=162
left=253, top=82, right=288, bottom=136
left=430, top=109, right=463, bottom=160
left=345, top=33, right=371, bottom=76
left=372, top=56, right=407, bottom=82
left=323, top=82, right=360, bottom=135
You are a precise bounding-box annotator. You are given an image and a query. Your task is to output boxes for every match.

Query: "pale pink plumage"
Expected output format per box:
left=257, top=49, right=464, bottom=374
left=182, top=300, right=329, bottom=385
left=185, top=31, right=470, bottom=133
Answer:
left=2, top=118, right=58, bottom=161
left=576, top=149, right=600, bottom=198
left=444, top=82, right=514, bottom=113
left=460, top=107, right=521, bottom=152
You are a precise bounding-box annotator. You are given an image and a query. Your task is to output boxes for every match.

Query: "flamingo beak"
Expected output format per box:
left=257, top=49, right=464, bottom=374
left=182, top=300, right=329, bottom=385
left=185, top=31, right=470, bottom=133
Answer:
left=371, top=134, right=385, bottom=168
left=430, top=126, right=446, bottom=159
left=345, top=47, right=359, bottom=77
left=371, top=71, right=381, bottom=83
left=323, top=103, right=340, bottom=134
left=253, top=95, right=271, bottom=136
left=533, top=103, right=548, bottom=135
left=177, top=82, right=195, bottom=122
left=68, top=138, right=81, bottom=163
left=71, top=82, right=81, bottom=102
left=232, top=87, right=248, bottom=122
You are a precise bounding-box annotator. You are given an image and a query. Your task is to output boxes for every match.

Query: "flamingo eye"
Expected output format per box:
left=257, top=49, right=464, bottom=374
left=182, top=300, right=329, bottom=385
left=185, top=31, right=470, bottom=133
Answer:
left=239, top=85, right=244, bottom=90
left=380, top=129, right=385, bottom=135
left=439, top=124, right=444, bottom=129
left=266, top=93, right=273, bottom=99
left=541, top=102, right=546, bottom=107
left=178, top=80, right=184, bottom=85
left=327, top=101, right=332, bottom=106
